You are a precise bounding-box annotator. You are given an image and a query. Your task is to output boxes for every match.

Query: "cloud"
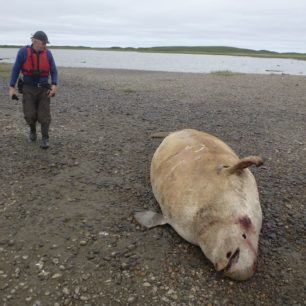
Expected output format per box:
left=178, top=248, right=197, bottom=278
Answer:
left=0, top=0, right=305, bottom=52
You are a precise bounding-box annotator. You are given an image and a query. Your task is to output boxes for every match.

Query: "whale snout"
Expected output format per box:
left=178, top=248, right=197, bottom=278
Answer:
left=223, top=260, right=257, bottom=281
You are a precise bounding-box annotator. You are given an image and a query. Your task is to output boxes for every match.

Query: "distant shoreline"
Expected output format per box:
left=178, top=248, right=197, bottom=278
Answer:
left=1, top=45, right=306, bottom=61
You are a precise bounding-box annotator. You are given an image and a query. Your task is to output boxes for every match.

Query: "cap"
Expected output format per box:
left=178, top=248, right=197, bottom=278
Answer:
left=32, top=31, right=50, bottom=44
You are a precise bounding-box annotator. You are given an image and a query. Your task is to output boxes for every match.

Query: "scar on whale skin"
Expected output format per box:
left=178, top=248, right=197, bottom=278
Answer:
left=238, top=216, right=252, bottom=231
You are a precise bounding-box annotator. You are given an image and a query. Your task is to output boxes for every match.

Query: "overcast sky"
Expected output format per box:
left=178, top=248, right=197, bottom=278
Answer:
left=0, top=0, right=305, bottom=52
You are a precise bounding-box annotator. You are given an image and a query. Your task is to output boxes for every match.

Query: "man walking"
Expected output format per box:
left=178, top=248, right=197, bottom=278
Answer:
left=9, top=31, right=58, bottom=149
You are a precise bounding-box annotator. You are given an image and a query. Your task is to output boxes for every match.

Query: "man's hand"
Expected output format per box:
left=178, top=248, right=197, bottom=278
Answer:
left=9, top=87, right=17, bottom=99
left=48, top=85, right=57, bottom=98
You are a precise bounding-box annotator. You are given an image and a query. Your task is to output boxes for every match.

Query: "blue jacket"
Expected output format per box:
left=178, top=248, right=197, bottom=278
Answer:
left=9, top=45, right=58, bottom=87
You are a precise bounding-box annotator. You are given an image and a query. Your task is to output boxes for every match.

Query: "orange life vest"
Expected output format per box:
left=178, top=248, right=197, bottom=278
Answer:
left=21, top=47, right=50, bottom=77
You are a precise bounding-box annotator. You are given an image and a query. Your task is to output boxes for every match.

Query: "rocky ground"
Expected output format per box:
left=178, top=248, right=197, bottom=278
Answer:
left=0, top=67, right=305, bottom=306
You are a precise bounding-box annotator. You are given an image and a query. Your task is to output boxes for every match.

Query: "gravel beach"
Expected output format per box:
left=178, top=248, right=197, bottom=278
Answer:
left=0, top=67, right=305, bottom=306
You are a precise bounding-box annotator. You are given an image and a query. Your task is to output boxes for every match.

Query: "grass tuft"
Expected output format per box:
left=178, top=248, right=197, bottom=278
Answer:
left=210, top=70, right=242, bottom=76
left=0, top=63, right=12, bottom=80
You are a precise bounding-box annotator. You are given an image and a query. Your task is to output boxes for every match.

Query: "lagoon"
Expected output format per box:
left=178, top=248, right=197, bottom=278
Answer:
left=1, top=48, right=306, bottom=76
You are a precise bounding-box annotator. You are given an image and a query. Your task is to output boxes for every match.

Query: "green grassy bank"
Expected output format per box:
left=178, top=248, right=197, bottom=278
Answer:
left=0, top=63, right=12, bottom=80
left=1, top=45, right=306, bottom=61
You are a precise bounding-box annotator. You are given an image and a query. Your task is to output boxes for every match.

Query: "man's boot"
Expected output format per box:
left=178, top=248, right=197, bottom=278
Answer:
left=40, top=124, right=49, bottom=149
left=40, top=137, right=49, bottom=149
left=29, top=124, right=37, bottom=142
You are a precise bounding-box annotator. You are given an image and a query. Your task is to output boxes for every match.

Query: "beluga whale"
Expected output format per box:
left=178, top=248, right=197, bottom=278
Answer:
left=135, top=129, right=263, bottom=281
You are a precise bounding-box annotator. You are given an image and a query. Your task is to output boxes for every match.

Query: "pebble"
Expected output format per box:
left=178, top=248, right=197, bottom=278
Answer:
left=64, top=298, right=71, bottom=305
left=167, top=289, right=175, bottom=295
left=52, top=273, right=62, bottom=279
left=15, top=267, right=20, bottom=277
left=63, top=287, right=70, bottom=295
left=128, top=296, right=135, bottom=303
left=82, top=273, right=91, bottom=280
left=35, top=261, right=44, bottom=270
left=87, top=252, right=95, bottom=260
left=75, top=286, right=80, bottom=295
left=8, top=240, right=15, bottom=246
left=38, top=270, right=49, bottom=278
left=161, top=296, right=170, bottom=303
left=80, top=240, right=87, bottom=246
left=1, top=283, right=8, bottom=290
left=80, top=295, right=89, bottom=301
left=52, top=258, right=59, bottom=264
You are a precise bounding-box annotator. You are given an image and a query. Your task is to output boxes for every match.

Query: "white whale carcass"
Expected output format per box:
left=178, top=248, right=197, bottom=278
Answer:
left=135, top=129, right=263, bottom=281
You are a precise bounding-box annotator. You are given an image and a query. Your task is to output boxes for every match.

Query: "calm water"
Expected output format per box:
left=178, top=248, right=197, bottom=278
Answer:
left=1, top=48, right=306, bottom=76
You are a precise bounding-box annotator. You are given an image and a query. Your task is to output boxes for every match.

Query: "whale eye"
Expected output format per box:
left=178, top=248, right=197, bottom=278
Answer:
left=242, top=234, right=247, bottom=239
left=226, top=252, right=232, bottom=258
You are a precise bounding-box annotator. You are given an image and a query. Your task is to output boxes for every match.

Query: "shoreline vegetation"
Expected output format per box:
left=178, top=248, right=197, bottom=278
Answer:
left=1, top=45, right=306, bottom=61
left=0, top=63, right=12, bottom=79
left=0, top=63, right=241, bottom=80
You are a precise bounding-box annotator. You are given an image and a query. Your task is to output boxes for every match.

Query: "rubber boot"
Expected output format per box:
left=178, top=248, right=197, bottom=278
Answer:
left=29, top=123, right=37, bottom=142
left=40, top=124, right=49, bottom=149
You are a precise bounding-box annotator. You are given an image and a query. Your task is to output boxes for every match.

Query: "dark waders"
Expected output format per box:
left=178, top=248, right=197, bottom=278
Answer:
left=22, top=84, right=51, bottom=141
